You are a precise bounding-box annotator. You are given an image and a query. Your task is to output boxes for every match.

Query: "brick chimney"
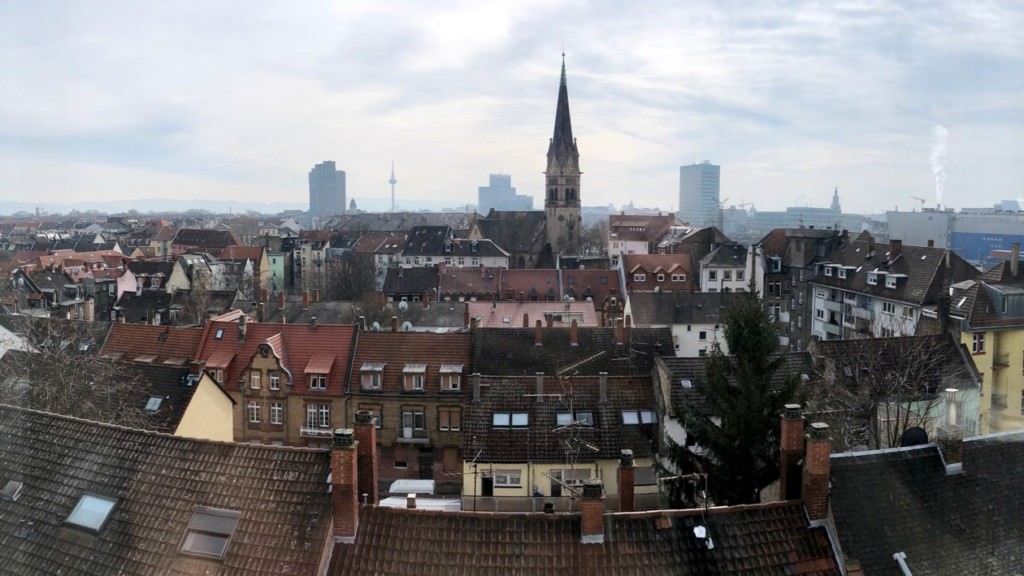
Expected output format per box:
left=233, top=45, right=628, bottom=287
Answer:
left=617, top=449, right=635, bottom=512
left=238, top=314, right=247, bottom=341
left=522, top=313, right=529, bottom=328
left=579, top=479, right=605, bottom=544
left=330, top=428, right=359, bottom=543
left=802, top=422, right=831, bottom=521
left=472, top=373, right=482, bottom=402
left=303, top=290, right=310, bottom=310
left=599, top=372, right=608, bottom=403
left=614, top=318, right=624, bottom=346
left=624, top=314, right=632, bottom=345
left=277, top=291, right=285, bottom=309
left=534, top=319, right=543, bottom=347
left=406, top=494, right=416, bottom=509
left=535, top=373, right=544, bottom=402
left=937, top=388, right=964, bottom=471
left=354, top=410, right=378, bottom=504
left=888, top=239, right=902, bottom=263
left=546, top=314, right=554, bottom=328
left=260, top=288, right=268, bottom=303
left=779, top=404, right=805, bottom=501
left=1011, top=242, right=1020, bottom=278
left=570, top=319, right=578, bottom=346
left=470, top=317, right=479, bottom=332
left=391, top=316, right=398, bottom=333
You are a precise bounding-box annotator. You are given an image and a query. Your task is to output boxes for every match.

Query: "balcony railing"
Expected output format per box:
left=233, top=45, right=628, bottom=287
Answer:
left=397, top=428, right=430, bottom=444
left=299, top=426, right=333, bottom=438
left=992, top=394, right=1008, bottom=410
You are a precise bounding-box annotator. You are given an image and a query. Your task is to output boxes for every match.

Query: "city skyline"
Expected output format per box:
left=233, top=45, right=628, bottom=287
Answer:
left=2, top=2, right=1023, bottom=214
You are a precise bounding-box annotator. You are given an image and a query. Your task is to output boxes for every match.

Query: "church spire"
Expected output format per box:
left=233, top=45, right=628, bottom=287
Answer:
left=544, top=54, right=581, bottom=256
left=549, top=53, right=577, bottom=164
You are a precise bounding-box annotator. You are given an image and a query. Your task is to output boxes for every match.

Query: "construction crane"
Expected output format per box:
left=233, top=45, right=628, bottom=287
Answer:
left=909, top=196, right=927, bottom=211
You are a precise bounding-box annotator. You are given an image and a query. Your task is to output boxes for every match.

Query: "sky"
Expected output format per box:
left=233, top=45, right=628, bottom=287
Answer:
left=1, top=0, right=1023, bottom=215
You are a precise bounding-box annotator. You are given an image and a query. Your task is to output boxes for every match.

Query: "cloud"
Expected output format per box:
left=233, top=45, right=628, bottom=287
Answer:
left=0, top=0, right=1022, bottom=214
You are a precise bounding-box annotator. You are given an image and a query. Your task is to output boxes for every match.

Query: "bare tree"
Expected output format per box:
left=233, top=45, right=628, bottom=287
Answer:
left=579, top=220, right=609, bottom=256
left=186, top=265, right=213, bottom=324
left=808, top=335, right=968, bottom=450
left=325, top=251, right=376, bottom=301
left=0, top=317, right=149, bottom=428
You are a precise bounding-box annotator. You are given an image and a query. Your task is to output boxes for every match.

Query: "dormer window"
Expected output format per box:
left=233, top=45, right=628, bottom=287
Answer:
left=824, top=266, right=833, bottom=277
left=656, top=273, right=665, bottom=282
left=867, top=273, right=878, bottom=286
left=308, top=374, right=327, bottom=390
left=633, top=273, right=646, bottom=282
left=769, top=257, right=782, bottom=272
left=671, top=273, right=686, bottom=282
left=837, top=268, right=847, bottom=279
left=885, top=276, right=897, bottom=289
left=360, top=362, right=385, bottom=390
left=403, top=363, right=427, bottom=391
left=439, top=364, right=463, bottom=391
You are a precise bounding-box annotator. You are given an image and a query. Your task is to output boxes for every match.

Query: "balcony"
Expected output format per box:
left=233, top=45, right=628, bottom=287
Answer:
left=852, top=307, right=874, bottom=321
left=993, top=353, right=1010, bottom=369
left=992, top=394, right=1008, bottom=410
left=299, top=426, right=333, bottom=439
left=397, top=428, right=430, bottom=444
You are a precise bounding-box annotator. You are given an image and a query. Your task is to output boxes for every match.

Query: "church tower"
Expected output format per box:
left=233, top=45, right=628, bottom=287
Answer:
left=545, top=55, right=581, bottom=255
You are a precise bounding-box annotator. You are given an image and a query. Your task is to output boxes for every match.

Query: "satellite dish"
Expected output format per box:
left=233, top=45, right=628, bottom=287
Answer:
left=401, top=321, right=413, bottom=332
left=371, top=321, right=381, bottom=332
left=398, top=300, right=409, bottom=311
left=900, top=426, right=929, bottom=447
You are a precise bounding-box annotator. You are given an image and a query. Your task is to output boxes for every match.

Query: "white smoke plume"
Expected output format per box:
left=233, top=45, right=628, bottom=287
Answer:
left=931, top=124, right=948, bottom=208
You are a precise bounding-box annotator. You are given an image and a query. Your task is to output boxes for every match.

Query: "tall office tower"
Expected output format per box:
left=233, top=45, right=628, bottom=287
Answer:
left=678, top=161, right=720, bottom=227
left=478, top=174, right=532, bottom=214
left=309, top=161, right=346, bottom=217
left=544, top=55, right=581, bottom=254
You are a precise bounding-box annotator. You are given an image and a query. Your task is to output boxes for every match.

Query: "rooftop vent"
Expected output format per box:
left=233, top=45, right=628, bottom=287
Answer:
left=1, top=480, right=23, bottom=502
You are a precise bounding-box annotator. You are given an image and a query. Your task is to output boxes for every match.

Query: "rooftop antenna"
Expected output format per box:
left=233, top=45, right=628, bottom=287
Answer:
left=388, top=160, right=397, bottom=213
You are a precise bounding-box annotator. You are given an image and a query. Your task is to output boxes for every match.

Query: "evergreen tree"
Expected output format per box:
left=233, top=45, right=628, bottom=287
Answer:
left=672, top=290, right=800, bottom=505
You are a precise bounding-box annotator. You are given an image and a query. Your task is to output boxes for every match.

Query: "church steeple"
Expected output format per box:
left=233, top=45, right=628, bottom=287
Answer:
left=544, top=54, right=581, bottom=255
left=831, top=186, right=841, bottom=212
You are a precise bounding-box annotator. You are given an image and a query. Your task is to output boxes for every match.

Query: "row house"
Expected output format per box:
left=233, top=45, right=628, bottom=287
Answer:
left=170, top=227, right=239, bottom=257
left=810, top=238, right=977, bottom=340
left=438, top=264, right=503, bottom=302
left=399, top=226, right=510, bottom=270
left=757, top=228, right=847, bottom=352
left=294, top=230, right=330, bottom=292
left=627, top=291, right=744, bottom=356
left=346, top=328, right=473, bottom=495
left=950, top=243, right=1024, bottom=434
left=194, top=316, right=358, bottom=447
left=607, top=212, right=679, bottom=268
left=219, top=245, right=271, bottom=300
left=466, top=301, right=599, bottom=329
left=462, top=373, right=660, bottom=511
left=698, top=243, right=763, bottom=296
left=621, top=253, right=696, bottom=293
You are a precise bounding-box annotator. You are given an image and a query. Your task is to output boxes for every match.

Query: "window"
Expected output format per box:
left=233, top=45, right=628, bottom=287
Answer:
left=886, top=276, right=898, bottom=288
left=180, top=507, right=240, bottom=560
left=557, top=411, right=593, bottom=426
left=824, top=266, right=833, bottom=277
left=1020, top=390, right=1024, bottom=417
left=403, top=364, right=427, bottom=391
left=902, top=306, right=913, bottom=319
left=494, top=470, right=522, bottom=487
left=708, top=270, right=717, bottom=281
left=881, top=327, right=895, bottom=338
left=882, top=301, right=896, bottom=315
left=250, top=371, right=261, bottom=390
left=270, top=402, right=283, bottom=425
left=144, top=396, right=162, bottom=412
left=867, top=273, right=878, bottom=286
left=553, top=468, right=590, bottom=487
left=269, top=372, right=280, bottom=390
left=622, top=410, right=656, bottom=424
left=360, top=363, right=385, bottom=390
left=309, top=374, right=327, bottom=390
left=633, top=273, right=646, bottom=282
left=698, top=331, right=707, bottom=341
left=972, top=333, right=985, bottom=354
left=770, top=257, right=782, bottom=272
left=492, top=412, right=528, bottom=427
left=439, top=407, right=462, bottom=431
left=442, top=374, right=461, bottom=391
left=838, top=268, right=847, bottom=279
left=656, top=273, right=665, bottom=282
left=306, top=403, right=330, bottom=428
left=816, top=309, right=825, bottom=320
left=723, top=270, right=732, bottom=281
left=209, top=368, right=224, bottom=385
left=66, top=494, right=117, bottom=532
left=737, top=270, right=744, bottom=281
left=402, top=409, right=425, bottom=430
left=671, top=273, right=686, bottom=282
left=247, top=401, right=260, bottom=423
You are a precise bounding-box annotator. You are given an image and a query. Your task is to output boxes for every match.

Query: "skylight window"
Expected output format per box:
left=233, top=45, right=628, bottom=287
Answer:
left=180, top=507, right=241, bottom=560
left=214, top=328, right=224, bottom=340
left=144, top=396, right=163, bottom=412
left=66, top=494, right=117, bottom=531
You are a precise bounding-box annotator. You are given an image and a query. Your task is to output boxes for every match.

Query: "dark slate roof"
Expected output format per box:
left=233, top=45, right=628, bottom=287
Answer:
left=171, top=228, right=239, bottom=250
left=830, top=433, right=1024, bottom=575
left=476, top=211, right=548, bottom=254
left=0, top=315, right=112, bottom=353
left=561, top=268, right=622, bottom=307
left=659, top=353, right=814, bottom=417
left=701, top=243, right=748, bottom=268
left=472, top=326, right=673, bottom=376
left=114, top=290, right=172, bottom=324
left=402, top=225, right=452, bottom=255
left=757, top=228, right=845, bottom=268
left=328, top=212, right=477, bottom=235
left=332, top=500, right=839, bottom=575
left=126, top=259, right=174, bottom=278
left=811, top=238, right=979, bottom=306
left=466, top=374, right=658, bottom=462
left=0, top=404, right=331, bottom=575
left=628, top=291, right=744, bottom=326
left=381, top=267, right=438, bottom=296
left=125, top=363, right=207, bottom=433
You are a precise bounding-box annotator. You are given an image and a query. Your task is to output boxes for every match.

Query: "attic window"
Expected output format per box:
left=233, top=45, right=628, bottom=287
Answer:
left=824, top=266, right=833, bottom=277
left=144, top=396, right=163, bottom=412
left=885, top=276, right=898, bottom=289
left=622, top=410, right=657, bottom=425
left=867, top=273, right=878, bottom=286
left=680, top=379, right=693, bottom=389
left=180, top=506, right=241, bottom=560
left=837, top=268, right=847, bottom=279
left=214, top=328, right=224, bottom=340
left=66, top=494, right=117, bottom=532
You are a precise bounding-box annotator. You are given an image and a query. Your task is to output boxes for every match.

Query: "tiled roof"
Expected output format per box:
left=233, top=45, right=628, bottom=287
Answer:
left=0, top=315, right=112, bottom=353
left=757, top=228, right=844, bottom=268
left=172, top=228, right=240, bottom=249
left=476, top=211, right=548, bottom=255
left=811, top=239, right=979, bottom=306
left=125, top=363, right=214, bottom=433
left=347, top=331, right=472, bottom=395
left=0, top=404, right=331, bottom=575
left=629, top=291, right=743, bottom=326
left=114, top=290, right=172, bottom=324
left=402, top=225, right=452, bottom=255
left=126, top=259, right=174, bottom=278
left=499, top=269, right=560, bottom=300
left=622, top=254, right=696, bottom=292
left=472, top=326, right=674, bottom=376
left=100, top=324, right=204, bottom=364
left=467, top=301, right=599, bottom=328
left=332, top=500, right=838, bottom=575
left=701, top=243, right=748, bottom=268
left=196, top=320, right=357, bottom=395
left=810, top=334, right=979, bottom=391
left=329, top=212, right=477, bottom=234
left=830, top=432, right=1024, bottom=575
left=381, top=267, right=438, bottom=296
left=218, top=245, right=264, bottom=262
left=466, top=374, right=658, bottom=462
left=438, top=266, right=502, bottom=298
left=561, top=269, right=622, bottom=306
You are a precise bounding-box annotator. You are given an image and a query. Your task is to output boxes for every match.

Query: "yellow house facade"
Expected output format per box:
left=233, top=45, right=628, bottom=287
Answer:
left=174, top=372, right=235, bottom=442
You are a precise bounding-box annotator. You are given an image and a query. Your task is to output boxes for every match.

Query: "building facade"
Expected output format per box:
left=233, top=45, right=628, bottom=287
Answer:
left=678, top=161, right=720, bottom=227
left=544, top=58, right=581, bottom=255
left=478, top=174, right=532, bottom=214
left=309, top=160, right=347, bottom=217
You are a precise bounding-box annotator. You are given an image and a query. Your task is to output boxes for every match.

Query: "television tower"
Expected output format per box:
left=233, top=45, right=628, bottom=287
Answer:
left=388, top=161, right=397, bottom=212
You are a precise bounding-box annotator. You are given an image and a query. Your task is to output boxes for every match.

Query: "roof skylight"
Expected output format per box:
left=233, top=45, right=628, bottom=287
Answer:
left=66, top=494, right=117, bottom=531
left=180, top=506, right=241, bottom=560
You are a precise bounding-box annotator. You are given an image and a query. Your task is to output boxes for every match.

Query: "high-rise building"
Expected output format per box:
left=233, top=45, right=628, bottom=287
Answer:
left=478, top=174, right=532, bottom=214
left=678, top=161, right=720, bottom=227
left=544, top=56, right=581, bottom=254
left=309, top=161, right=346, bottom=217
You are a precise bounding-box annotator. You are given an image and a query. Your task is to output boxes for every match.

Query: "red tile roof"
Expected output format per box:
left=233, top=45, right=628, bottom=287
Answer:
left=348, top=331, right=472, bottom=395
left=99, top=324, right=204, bottom=364
left=305, top=352, right=335, bottom=374
left=500, top=269, right=560, bottom=300
left=196, top=320, right=357, bottom=395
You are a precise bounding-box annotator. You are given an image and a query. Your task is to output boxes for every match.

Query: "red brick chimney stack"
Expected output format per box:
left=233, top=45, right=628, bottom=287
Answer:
left=277, top=291, right=285, bottom=309
left=313, top=288, right=320, bottom=303
left=579, top=479, right=606, bottom=544
left=617, top=449, right=635, bottom=512
left=570, top=319, right=578, bottom=346
left=779, top=404, right=805, bottom=501
left=391, top=316, right=398, bottom=333
left=803, top=422, right=831, bottom=521
left=624, top=314, right=632, bottom=345
left=1011, top=242, right=1020, bottom=278
left=889, top=239, right=903, bottom=263
left=534, top=319, right=543, bottom=347
left=353, top=410, right=378, bottom=505
left=463, top=304, right=470, bottom=329
left=523, top=313, right=529, bottom=328
left=535, top=373, right=544, bottom=402
left=614, top=317, right=624, bottom=346
left=330, top=428, right=359, bottom=543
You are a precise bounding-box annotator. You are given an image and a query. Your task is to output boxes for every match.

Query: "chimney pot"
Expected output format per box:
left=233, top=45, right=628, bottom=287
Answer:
left=406, top=494, right=417, bottom=509
left=391, top=316, right=398, bottom=333
left=1011, top=242, right=1020, bottom=278
left=580, top=479, right=605, bottom=544
left=803, top=422, right=831, bottom=521
left=332, top=428, right=355, bottom=448
left=617, top=450, right=635, bottom=512
left=535, top=319, right=543, bottom=346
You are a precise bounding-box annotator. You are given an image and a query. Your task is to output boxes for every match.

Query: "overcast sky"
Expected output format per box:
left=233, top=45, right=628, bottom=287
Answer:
left=1, top=1, right=1022, bottom=214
